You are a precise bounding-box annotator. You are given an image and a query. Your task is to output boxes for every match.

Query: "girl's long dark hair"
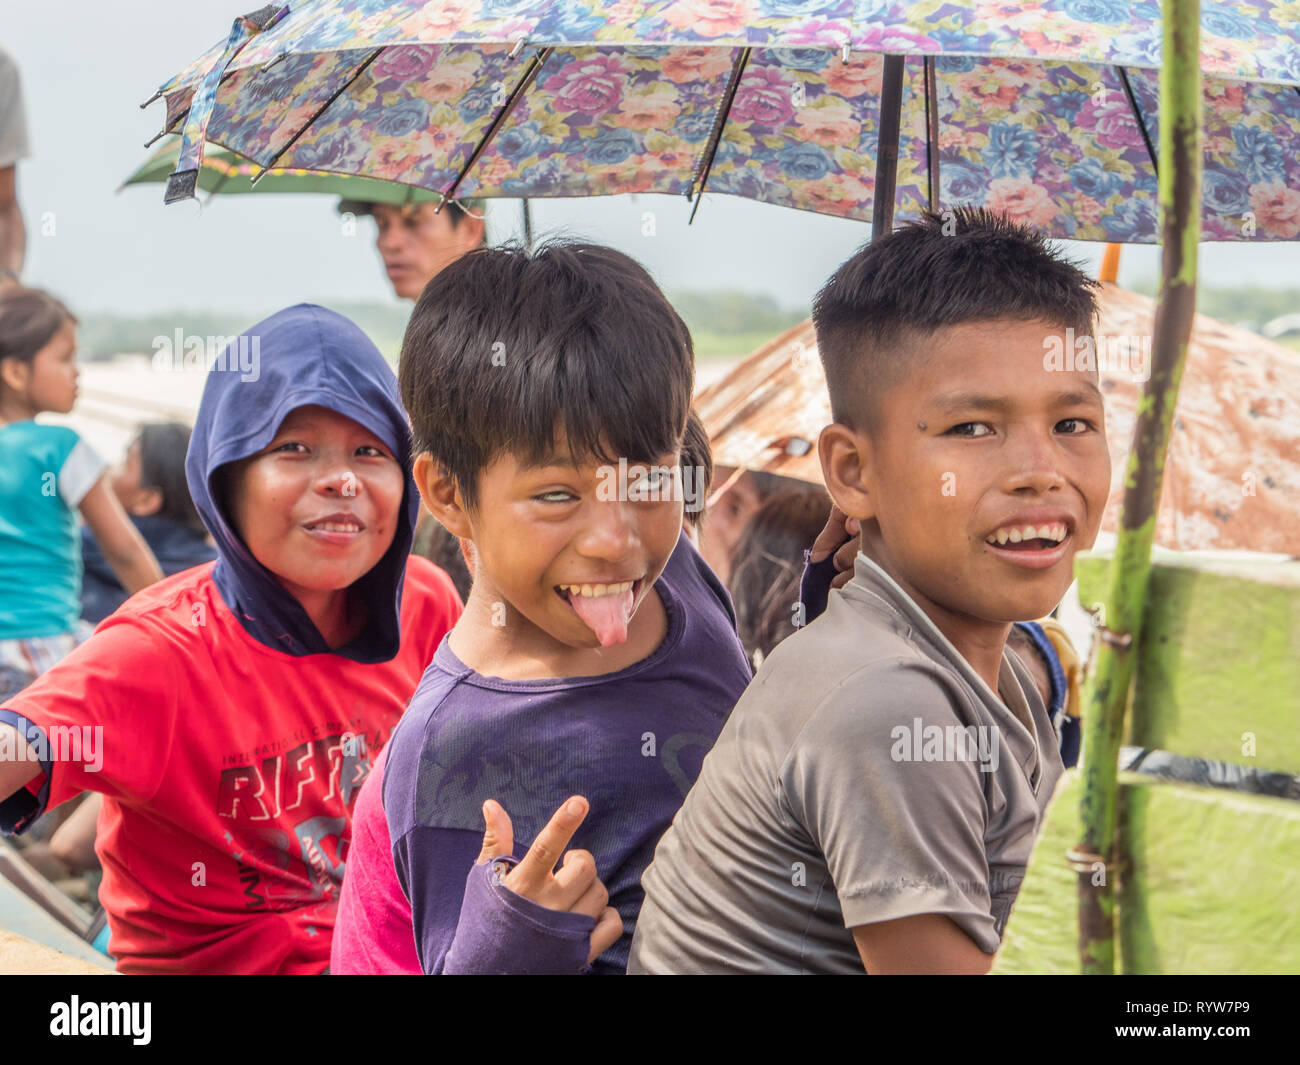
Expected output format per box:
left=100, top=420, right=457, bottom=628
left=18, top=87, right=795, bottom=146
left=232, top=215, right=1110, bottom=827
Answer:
left=0, top=286, right=76, bottom=367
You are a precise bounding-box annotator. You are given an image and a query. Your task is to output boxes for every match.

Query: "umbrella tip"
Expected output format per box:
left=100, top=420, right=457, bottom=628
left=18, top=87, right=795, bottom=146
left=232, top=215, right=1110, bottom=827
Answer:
left=164, top=168, right=199, bottom=206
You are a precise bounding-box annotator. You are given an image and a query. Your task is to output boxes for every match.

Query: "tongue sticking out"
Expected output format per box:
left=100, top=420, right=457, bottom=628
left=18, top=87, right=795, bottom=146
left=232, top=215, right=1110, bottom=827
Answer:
left=568, top=587, right=636, bottom=647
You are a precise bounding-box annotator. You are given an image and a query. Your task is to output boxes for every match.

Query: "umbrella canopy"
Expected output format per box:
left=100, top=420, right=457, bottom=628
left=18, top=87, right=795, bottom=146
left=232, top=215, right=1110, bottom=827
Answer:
left=143, top=1, right=1300, bottom=241
left=121, top=135, right=448, bottom=204
left=694, top=284, right=1300, bottom=554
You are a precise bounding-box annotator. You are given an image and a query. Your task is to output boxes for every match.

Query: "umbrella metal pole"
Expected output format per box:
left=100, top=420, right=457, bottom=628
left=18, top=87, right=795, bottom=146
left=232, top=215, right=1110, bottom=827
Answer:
left=871, top=54, right=905, bottom=243
left=1076, top=0, right=1201, bottom=975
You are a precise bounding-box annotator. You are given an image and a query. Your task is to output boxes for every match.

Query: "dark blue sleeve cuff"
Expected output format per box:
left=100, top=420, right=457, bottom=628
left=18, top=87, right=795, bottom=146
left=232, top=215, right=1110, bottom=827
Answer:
left=441, top=857, right=596, bottom=975
left=798, top=548, right=840, bottom=627
left=0, top=709, right=52, bottom=834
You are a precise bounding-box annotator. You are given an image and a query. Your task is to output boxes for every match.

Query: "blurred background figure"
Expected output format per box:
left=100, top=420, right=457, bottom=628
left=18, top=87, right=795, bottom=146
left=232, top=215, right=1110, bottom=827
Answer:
left=80, top=421, right=215, bottom=624
left=699, top=468, right=790, bottom=586
left=0, top=45, right=29, bottom=289
left=345, top=194, right=487, bottom=580
left=726, top=483, right=829, bottom=670
left=411, top=522, right=473, bottom=603
left=1, top=287, right=162, bottom=702
left=340, top=197, right=486, bottom=302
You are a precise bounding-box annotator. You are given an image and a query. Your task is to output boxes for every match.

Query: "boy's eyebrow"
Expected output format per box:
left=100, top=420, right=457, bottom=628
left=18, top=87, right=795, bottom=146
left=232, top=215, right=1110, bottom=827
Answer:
left=932, top=384, right=1105, bottom=414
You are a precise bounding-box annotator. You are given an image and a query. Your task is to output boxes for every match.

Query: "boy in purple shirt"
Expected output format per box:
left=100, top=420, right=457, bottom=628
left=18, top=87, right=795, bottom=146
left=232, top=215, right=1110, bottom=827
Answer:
left=369, top=241, right=752, bottom=974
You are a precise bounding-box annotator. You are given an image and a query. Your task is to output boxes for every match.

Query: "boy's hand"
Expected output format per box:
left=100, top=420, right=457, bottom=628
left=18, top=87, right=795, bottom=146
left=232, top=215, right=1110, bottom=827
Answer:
left=809, top=503, right=860, bottom=592
left=477, top=795, right=623, bottom=965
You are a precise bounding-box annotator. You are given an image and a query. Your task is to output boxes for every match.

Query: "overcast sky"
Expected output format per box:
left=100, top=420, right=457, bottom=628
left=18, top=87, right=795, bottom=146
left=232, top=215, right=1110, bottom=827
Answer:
left=5, top=1, right=1299, bottom=320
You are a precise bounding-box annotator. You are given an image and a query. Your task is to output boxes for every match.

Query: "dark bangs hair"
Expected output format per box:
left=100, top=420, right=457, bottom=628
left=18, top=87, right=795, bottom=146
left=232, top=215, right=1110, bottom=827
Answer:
left=812, top=207, right=1099, bottom=429
left=137, top=422, right=205, bottom=534
left=0, top=286, right=77, bottom=367
left=399, top=239, right=694, bottom=509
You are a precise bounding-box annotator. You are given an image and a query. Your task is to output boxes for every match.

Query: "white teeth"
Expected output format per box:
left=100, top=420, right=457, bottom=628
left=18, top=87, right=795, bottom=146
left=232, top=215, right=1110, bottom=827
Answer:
left=985, top=522, right=1069, bottom=546
left=314, top=522, right=360, bottom=532
left=559, top=580, right=635, bottom=597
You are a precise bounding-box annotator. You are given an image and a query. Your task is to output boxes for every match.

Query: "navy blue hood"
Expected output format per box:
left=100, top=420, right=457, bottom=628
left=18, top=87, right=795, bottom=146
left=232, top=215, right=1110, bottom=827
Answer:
left=184, top=304, right=418, bottom=662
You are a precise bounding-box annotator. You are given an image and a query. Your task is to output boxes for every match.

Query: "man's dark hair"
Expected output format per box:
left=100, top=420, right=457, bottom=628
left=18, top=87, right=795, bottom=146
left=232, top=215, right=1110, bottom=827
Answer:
left=338, top=196, right=485, bottom=233
left=400, top=239, right=694, bottom=509
left=812, top=208, right=1099, bottom=430
left=136, top=421, right=205, bottom=534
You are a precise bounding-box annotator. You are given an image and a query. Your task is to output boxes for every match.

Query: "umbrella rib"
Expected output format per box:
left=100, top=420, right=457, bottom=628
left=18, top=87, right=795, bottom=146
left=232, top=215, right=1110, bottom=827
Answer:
left=1117, top=66, right=1159, bottom=178
left=250, top=47, right=386, bottom=185
left=144, top=68, right=241, bottom=147
left=871, top=53, right=906, bottom=243
left=438, top=46, right=554, bottom=209
left=688, top=46, right=752, bottom=225
left=923, top=55, right=940, bottom=212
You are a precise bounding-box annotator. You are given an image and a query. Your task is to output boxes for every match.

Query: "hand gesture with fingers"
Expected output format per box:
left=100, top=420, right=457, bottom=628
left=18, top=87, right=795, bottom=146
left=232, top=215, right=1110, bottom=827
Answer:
left=477, top=795, right=623, bottom=966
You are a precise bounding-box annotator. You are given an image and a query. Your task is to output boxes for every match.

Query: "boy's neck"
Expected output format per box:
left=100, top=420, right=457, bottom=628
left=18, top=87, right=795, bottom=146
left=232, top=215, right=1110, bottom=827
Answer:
left=449, top=573, right=669, bottom=681
left=861, top=548, right=1012, bottom=695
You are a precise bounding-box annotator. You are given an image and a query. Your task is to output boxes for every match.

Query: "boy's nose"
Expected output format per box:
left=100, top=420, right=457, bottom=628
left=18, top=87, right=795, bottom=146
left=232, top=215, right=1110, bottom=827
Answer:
left=576, top=501, right=639, bottom=559
left=1004, top=432, right=1067, bottom=494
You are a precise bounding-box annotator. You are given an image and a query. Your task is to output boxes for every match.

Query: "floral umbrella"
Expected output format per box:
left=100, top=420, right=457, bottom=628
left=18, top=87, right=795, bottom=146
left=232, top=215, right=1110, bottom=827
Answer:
left=141, top=1, right=1300, bottom=241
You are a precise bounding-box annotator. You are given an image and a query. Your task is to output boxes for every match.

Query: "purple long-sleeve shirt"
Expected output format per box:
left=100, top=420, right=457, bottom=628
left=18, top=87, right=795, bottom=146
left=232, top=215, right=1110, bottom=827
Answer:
left=383, top=533, right=753, bottom=974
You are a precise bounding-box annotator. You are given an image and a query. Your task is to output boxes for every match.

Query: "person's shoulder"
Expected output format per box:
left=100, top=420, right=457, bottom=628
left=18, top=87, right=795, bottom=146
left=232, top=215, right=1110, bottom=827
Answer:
left=2, top=421, right=79, bottom=458
left=0, top=47, right=19, bottom=86
left=753, top=607, right=970, bottom=739
left=103, top=561, right=220, bottom=635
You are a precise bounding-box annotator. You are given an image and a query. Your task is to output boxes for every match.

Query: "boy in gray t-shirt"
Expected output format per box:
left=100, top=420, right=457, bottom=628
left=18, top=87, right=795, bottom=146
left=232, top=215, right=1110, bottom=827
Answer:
left=630, top=209, right=1113, bottom=974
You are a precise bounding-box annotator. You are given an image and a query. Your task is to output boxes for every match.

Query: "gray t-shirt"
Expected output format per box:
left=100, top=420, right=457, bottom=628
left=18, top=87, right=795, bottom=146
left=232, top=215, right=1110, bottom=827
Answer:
left=629, top=553, right=1065, bottom=974
left=0, top=48, right=31, bottom=169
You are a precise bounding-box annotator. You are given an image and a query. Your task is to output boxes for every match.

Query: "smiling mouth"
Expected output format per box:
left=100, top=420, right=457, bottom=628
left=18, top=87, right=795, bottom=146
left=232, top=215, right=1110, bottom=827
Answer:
left=304, top=516, right=365, bottom=534
left=984, top=522, right=1068, bottom=551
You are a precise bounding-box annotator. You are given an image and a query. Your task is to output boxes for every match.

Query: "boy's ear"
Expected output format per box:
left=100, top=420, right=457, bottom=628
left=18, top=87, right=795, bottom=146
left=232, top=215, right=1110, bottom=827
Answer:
left=413, top=453, right=473, bottom=539
left=818, top=422, right=876, bottom=522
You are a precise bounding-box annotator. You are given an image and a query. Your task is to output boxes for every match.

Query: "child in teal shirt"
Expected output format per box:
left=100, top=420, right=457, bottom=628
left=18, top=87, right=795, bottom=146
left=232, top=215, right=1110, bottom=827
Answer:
left=0, top=287, right=161, bottom=699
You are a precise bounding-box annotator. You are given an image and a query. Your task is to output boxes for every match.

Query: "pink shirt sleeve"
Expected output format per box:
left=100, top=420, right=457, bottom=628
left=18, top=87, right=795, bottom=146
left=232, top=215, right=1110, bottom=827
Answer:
left=331, top=745, right=422, bottom=975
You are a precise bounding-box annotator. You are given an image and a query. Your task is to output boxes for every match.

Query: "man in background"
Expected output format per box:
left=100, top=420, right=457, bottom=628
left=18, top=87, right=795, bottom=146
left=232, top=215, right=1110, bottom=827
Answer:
left=339, top=195, right=487, bottom=592
left=0, top=46, right=29, bottom=290
left=339, top=196, right=486, bottom=302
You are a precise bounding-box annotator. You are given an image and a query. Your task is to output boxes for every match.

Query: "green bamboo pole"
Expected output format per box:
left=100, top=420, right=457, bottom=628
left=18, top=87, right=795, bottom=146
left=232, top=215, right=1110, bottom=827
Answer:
left=1075, top=0, right=1202, bottom=974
